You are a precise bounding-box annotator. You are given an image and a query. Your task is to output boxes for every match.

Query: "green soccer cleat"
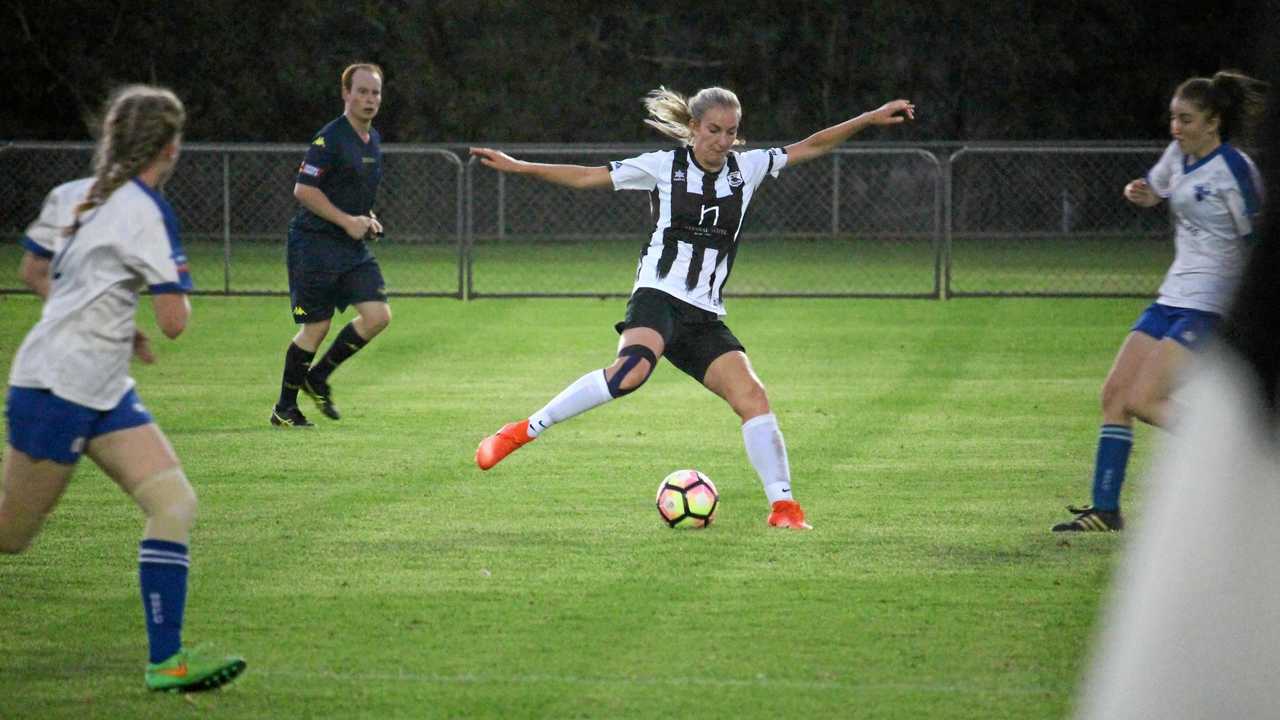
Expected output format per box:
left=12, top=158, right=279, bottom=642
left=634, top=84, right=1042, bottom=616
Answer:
left=270, top=405, right=315, bottom=428
left=1052, top=504, right=1124, bottom=532
left=145, top=646, right=246, bottom=693
left=302, top=376, right=341, bottom=420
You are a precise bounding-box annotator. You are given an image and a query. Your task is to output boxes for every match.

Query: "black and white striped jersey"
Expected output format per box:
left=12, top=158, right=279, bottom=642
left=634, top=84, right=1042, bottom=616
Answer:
left=609, top=146, right=788, bottom=313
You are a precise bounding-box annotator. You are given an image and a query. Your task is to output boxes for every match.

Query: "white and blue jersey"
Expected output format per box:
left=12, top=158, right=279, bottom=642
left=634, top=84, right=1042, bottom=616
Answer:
left=1146, top=141, right=1261, bottom=314
left=9, top=177, right=193, bottom=410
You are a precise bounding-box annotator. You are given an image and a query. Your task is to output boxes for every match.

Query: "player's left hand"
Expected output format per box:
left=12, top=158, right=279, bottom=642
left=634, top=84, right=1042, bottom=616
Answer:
left=868, top=99, right=915, bottom=125
left=363, top=211, right=385, bottom=241
left=133, top=329, right=155, bottom=364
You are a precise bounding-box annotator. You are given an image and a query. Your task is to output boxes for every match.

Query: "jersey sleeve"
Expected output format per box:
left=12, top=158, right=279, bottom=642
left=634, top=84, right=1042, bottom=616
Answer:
left=609, top=151, right=666, bottom=191
left=21, top=187, right=65, bottom=259
left=737, top=147, right=789, bottom=189
left=1222, top=151, right=1263, bottom=243
left=132, top=204, right=194, bottom=294
left=1146, top=142, right=1180, bottom=199
left=295, top=133, right=338, bottom=188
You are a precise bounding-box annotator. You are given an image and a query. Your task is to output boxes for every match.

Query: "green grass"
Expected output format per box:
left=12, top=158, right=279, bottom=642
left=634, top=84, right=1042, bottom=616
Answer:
left=3, top=233, right=1169, bottom=297
left=0, top=292, right=1152, bottom=718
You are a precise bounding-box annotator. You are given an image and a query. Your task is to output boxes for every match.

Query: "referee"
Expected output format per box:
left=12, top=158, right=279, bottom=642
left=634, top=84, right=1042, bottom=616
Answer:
left=271, top=62, right=392, bottom=428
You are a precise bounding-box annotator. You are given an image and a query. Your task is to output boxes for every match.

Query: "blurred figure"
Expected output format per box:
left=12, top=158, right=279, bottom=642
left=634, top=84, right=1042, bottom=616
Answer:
left=1054, top=70, right=1268, bottom=532
left=1075, top=68, right=1280, bottom=717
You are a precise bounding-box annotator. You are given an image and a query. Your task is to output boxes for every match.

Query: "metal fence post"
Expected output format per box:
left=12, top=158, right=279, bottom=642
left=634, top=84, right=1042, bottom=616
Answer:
left=831, top=153, right=840, bottom=236
left=222, top=152, right=231, bottom=295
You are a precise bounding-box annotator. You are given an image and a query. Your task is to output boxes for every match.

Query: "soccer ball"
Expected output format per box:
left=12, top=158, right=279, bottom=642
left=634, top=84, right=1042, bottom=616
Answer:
left=655, top=469, right=719, bottom=528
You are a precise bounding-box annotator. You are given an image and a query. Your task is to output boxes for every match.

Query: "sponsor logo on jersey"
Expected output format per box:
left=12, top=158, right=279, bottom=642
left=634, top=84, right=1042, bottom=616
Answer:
left=1194, top=183, right=1211, bottom=201
left=673, top=170, right=686, bottom=182
left=299, top=163, right=323, bottom=178
left=727, top=170, right=744, bottom=187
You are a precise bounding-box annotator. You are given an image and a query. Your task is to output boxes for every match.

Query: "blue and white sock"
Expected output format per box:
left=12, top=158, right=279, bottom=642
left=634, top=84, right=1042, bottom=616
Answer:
left=1091, top=424, right=1134, bottom=512
left=139, top=539, right=190, bottom=664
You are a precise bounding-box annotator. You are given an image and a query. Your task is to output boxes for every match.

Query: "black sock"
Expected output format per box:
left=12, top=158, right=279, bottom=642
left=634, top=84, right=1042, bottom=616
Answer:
left=277, top=342, right=316, bottom=409
left=308, top=322, right=368, bottom=385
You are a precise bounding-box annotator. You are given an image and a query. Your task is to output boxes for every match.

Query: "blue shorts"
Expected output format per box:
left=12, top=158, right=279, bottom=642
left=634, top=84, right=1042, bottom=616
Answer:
left=5, top=386, right=153, bottom=464
left=286, top=230, right=388, bottom=324
left=1131, top=302, right=1220, bottom=350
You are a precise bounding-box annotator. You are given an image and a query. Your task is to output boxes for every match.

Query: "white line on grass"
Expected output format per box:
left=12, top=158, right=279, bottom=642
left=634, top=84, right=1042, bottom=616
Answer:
left=253, top=669, right=1063, bottom=695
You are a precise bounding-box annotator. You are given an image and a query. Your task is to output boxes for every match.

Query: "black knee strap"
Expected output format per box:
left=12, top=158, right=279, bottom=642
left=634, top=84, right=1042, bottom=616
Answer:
left=608, top=345, right=658, bottom=398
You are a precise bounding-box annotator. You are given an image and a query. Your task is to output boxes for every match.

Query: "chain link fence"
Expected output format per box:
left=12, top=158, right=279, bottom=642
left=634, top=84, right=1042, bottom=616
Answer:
left=946, top=146, right=1169, bottom=297
left=0, top=143, right=464, bottom=297
left=2, top=142, right=1173, bottom=299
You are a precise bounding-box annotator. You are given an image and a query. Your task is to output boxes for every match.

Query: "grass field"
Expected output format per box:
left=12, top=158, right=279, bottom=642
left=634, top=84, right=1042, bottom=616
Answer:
left=0, top=290, right=1154, bottom=718
left=1, top=232, right=1170, bottom=298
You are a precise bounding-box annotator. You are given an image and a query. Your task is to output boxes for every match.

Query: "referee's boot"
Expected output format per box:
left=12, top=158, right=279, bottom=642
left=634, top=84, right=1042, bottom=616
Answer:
left=767, top=500, right=813, bottom=530
left=270, top=405, right=315, bottom=428
left=476, top=419, right=536, bottom=470
left=1051, top=504, right=1124, bottom=532
left=302, top=375, right=341, bottom=420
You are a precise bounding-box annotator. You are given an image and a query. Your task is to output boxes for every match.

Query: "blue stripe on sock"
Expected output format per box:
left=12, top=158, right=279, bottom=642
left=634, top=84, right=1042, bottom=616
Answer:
left=1091, top=424, right=1134, bottom=512
left=139, top=540, right=189, bottom=663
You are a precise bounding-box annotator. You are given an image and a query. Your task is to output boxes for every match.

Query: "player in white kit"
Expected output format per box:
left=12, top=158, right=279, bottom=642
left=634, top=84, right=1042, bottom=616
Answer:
left=471, top=86, right=914, bottom=530
left=1054, top=71, right=1268, bottom=532
left=1, top=85, right=245, bottom=691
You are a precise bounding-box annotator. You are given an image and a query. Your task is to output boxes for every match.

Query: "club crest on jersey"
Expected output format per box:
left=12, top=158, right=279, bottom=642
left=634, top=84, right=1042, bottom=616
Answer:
left=727, top=170, right=744, bottom=187
left=1194, top=183, right=1211, bottom=201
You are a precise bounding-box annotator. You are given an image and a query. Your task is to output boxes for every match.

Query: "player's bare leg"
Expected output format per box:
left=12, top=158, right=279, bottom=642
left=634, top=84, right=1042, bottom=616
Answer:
left=89, top=425, right=246, bottom=692
left=703, top=351, right=811, bottom=530
left=0, top=446, right=75, bottom=553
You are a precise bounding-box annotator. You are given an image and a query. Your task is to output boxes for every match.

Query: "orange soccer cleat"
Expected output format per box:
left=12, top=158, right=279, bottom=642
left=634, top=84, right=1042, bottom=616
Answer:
left=475, top=420, right=536, bottom=470
left=767, top=500, right=813, bottom=530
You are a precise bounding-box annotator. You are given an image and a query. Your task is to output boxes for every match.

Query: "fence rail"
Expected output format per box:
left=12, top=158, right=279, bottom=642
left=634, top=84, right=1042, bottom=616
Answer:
left=1, top=142, right=1172, bottom=299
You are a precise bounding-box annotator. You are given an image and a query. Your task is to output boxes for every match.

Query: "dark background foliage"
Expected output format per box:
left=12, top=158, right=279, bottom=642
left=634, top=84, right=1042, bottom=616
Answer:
left=0, top=0, right=1265, bottom=143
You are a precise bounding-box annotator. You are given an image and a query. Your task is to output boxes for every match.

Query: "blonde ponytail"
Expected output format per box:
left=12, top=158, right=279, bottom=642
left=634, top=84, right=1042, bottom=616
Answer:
left=642, top=85, right=744, bottom=145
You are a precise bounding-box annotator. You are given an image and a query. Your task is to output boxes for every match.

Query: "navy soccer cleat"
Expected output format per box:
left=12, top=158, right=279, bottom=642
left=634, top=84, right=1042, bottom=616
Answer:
left=270, top=405, right=315, bottom=428
left=302, top=376, right=341, bottom=420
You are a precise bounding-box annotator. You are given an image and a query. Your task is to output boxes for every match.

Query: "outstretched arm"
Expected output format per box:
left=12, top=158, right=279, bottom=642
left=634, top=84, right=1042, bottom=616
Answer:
left=470, top=147, right=613, bottom=190
left=784, top=99, right=915, bottom=167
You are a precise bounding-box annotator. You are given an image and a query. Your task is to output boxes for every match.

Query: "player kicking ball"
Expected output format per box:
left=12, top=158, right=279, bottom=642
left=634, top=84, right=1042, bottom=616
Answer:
left=474, top=85, right=915, bottom=530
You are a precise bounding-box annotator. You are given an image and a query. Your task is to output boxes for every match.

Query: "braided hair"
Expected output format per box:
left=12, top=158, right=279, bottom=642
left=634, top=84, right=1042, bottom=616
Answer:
left=69, top=85, right=185, bottom=233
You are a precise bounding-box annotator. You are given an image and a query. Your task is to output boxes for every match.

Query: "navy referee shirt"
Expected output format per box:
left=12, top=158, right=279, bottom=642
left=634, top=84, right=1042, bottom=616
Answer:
left=288, top=114, right=382, bottom=269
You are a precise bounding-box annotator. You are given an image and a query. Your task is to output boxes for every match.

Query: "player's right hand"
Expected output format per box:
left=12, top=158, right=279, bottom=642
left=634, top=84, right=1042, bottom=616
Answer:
left=470, top=147, right=523, bottom=173
left=1124, top=178, right=1159, bottom=206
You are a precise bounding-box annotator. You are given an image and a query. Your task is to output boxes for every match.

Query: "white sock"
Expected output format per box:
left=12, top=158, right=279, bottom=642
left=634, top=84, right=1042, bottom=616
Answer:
left=527, top=369, right=613, bottom=438
left=742, top=413, right=793, bottom=504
